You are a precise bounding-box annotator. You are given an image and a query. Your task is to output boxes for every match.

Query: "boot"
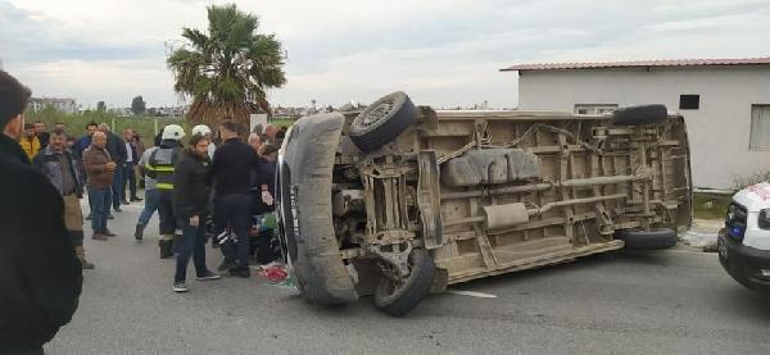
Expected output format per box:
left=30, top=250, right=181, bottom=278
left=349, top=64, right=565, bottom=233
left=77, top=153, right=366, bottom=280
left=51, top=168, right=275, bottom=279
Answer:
left=159, top=240, right=174, bottom=259
left=75, top=246, right=95, bottom=269
left=134, top=224, right=145, bottom=241
left=229, top=262, right=251, bottom=278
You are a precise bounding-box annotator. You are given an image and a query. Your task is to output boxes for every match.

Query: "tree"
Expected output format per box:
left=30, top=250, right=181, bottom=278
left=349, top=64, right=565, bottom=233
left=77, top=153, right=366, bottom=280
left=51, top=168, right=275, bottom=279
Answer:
left=131, top=95, right=146, bottom=116
left=97, top=101, right=106, bottom=112
left=167, top=4, right=286, bottom=134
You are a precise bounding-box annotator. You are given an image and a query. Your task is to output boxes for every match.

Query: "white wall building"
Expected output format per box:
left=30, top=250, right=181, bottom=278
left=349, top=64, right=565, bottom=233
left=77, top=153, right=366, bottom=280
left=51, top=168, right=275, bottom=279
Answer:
left=501, top=57, right=770, bottom=190
left=30, top=97, right=78, bottom=114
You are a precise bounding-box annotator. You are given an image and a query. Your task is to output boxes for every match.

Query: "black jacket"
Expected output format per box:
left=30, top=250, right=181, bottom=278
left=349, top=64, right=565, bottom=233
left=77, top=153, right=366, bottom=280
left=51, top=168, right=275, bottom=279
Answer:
left=0, top=134, right=82, bottom=351
left=173, top=149, right=211, bottom=220
left=211, top=137, right=264, bottom=195
left=106, top=132, right=127, bottom=165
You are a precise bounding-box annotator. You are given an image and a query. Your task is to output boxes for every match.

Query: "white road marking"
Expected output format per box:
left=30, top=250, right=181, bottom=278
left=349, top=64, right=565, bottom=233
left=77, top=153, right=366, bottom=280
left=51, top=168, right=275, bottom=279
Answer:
left=447, top=290, right=498, bottom=299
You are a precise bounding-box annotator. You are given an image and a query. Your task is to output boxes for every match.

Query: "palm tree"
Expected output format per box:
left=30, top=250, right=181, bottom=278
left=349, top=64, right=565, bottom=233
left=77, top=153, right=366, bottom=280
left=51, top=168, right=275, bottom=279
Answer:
left=167, top=4, right=286, bottom=135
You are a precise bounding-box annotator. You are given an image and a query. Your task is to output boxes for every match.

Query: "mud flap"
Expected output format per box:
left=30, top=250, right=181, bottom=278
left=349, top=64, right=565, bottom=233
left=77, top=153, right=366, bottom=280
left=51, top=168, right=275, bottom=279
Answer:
left=278, top=113, right=358, bottom=305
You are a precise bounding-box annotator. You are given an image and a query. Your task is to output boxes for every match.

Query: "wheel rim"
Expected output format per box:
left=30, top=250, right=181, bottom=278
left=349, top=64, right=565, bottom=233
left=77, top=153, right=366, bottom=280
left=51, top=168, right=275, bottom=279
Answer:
left=360, top=99, right=396, bottom=127
left=378, top=253, right=413, bottom=297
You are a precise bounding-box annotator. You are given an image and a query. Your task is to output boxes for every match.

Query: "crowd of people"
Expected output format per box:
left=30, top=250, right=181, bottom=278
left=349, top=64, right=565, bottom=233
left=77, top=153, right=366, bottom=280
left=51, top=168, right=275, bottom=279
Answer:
left=0, top=70, right=287, bottom=354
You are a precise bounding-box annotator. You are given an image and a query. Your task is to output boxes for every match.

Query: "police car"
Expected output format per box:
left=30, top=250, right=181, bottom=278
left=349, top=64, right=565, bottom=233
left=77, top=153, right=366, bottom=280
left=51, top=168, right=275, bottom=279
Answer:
left=718, top=182, right=770, bottom=293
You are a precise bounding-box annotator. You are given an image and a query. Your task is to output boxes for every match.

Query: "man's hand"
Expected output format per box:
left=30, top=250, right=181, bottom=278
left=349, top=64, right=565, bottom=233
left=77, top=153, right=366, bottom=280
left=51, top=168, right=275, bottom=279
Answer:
left=261, top=190, right=274, bottom=206
left=190, top=215, right=200, bottom=227
left=106, top=162, right=117, bottom=171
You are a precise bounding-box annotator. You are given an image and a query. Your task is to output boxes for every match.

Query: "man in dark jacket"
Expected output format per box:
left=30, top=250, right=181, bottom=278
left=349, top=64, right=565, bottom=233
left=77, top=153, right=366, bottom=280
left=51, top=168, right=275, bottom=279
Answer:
left=211, top=121, right=272, bottom=277
left=0, top=70, right=82, bottom=354
left=98, top=123, right=127, bottom=212
left=171, top=133, right=220, bottom=292
left=34, top=128, right=95, bottom=269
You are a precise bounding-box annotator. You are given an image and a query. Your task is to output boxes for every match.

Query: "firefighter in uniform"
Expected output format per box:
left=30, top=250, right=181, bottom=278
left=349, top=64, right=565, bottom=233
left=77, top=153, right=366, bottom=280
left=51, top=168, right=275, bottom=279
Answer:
left=145, top=124, right=185, bottom=258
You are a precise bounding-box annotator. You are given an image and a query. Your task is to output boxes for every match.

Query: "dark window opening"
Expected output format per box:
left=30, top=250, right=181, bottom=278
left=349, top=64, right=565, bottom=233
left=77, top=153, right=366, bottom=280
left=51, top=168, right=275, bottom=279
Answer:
left=679, top=95, right=700, bottom=110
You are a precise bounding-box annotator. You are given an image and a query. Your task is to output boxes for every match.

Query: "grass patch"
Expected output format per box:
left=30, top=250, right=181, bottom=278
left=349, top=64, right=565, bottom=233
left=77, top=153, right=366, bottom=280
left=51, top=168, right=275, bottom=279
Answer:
left=693, top=192, right=733, bottom=220
left=270, top=118, right=296, bottom=128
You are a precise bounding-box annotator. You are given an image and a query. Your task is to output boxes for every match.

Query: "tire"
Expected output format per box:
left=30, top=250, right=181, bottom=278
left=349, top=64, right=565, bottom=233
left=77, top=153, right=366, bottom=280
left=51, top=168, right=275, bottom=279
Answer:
left=349, top=91, right=417, bottom=153
left=374, top=248, right=435, bottom=316
left=611, top=104, right=668, bottom=126
left=615, top=227, right=678, bottom=250
left=278, top=113, right=358, bottom=305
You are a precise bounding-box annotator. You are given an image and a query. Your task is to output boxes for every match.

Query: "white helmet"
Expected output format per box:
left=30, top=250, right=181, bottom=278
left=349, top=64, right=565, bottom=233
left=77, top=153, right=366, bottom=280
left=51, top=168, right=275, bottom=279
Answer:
left=192, top=124, right=212, bottom=136
left=161, top=124, right=186, bottom=141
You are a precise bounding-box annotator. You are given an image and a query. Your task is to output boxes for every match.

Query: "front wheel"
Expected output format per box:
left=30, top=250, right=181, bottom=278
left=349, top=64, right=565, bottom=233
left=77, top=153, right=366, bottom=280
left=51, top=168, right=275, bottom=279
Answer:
left=374, top=248, right=435, bottom=316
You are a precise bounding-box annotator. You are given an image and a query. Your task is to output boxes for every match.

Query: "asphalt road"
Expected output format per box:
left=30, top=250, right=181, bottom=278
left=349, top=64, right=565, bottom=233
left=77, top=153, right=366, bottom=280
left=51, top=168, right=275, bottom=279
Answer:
left=47, top=202, right=770, bottom=355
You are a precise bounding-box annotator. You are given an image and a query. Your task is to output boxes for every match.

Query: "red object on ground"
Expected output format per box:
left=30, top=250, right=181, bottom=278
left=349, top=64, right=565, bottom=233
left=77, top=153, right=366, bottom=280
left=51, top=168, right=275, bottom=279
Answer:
left=259, top=266, right=288, bottom=284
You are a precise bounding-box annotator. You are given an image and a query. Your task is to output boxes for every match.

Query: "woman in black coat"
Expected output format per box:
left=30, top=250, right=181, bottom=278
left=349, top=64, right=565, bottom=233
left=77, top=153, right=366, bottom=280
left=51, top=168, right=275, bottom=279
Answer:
left=171, top=134, right=220, bottom=292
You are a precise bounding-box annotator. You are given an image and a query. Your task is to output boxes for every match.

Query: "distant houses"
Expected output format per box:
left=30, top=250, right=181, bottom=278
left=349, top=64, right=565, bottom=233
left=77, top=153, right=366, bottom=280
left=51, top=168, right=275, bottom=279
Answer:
left=30, top=97, right=78, bottom=114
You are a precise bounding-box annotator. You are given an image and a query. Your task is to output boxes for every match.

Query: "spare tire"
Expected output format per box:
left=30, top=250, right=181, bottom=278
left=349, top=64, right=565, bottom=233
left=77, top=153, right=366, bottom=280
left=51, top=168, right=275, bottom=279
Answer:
left=611, top=104, right=668, bottom=126
left=615, top=227, right=678, bottom=250
left=374, top=248, right=435, bottom=316
left=349, top=91, right=417, bottom=153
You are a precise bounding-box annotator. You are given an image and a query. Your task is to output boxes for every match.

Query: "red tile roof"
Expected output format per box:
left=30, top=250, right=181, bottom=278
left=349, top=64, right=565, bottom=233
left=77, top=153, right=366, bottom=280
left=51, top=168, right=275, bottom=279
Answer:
left=500, top=57, right=770, bottom=72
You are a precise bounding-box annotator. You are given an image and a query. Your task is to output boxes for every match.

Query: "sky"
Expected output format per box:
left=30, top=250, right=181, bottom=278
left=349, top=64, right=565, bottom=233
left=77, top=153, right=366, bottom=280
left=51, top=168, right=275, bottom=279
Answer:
left=1, top=0, right=770, bottom=109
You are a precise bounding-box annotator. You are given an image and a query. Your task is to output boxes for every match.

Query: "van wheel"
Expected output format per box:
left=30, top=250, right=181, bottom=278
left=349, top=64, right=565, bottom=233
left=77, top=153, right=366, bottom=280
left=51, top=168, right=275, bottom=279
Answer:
left=349, top=91, right=417, bottom=153
left=616, top=227, right=678, bottom=250
left=374, top=248, right=435, bottom=316
left=611, top=104, right=668, bottom=126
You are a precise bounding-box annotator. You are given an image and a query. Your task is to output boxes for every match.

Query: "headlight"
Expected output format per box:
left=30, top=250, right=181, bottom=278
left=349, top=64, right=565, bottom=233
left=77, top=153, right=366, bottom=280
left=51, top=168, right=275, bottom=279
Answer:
left=759, top=208, right=770, bottom=230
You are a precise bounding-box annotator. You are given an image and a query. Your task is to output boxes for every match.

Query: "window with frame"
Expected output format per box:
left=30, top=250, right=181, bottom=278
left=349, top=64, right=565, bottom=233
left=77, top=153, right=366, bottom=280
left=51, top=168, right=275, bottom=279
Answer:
left=574, top=104, right=618, bottom=115
left=750, top=105, right=770, bottom=150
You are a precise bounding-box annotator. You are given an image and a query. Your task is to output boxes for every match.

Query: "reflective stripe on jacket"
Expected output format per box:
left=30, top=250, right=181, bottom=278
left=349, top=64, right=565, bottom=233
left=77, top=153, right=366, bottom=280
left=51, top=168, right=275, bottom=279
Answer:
left=147, top=143, right=181, bottom=191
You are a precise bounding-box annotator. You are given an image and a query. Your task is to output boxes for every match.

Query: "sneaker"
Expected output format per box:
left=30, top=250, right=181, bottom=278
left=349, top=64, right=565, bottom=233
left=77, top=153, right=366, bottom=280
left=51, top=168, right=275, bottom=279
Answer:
left=91, top=233, right=108, bottom=241
left=172, top=282, right=189, bottom=293
left=121, top=200, right=130, bottom=205
left=196, top=271, right=221, bottom=281
left=131, top=197, right=143, bottom=202
left=80, top=259, right=95, bottom=269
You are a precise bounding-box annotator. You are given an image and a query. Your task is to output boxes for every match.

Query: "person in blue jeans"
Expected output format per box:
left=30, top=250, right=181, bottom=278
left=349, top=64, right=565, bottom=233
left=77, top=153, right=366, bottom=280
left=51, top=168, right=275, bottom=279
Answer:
left=171, top=134, right=220, bottom=292
left=81, top=131, right=116, bottom=240
left=134, top=134, right=162, bottom=241
left=97, top=123, right=127, bottom=212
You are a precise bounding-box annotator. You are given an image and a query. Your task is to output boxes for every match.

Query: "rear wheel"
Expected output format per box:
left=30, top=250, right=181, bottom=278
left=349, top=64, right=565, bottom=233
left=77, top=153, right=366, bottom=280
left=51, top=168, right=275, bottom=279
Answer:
left=349, top=91, right=417, bottom=153
left=616, top=227, right=678, bottom=250
left=374, top=248, right=435, bottom=316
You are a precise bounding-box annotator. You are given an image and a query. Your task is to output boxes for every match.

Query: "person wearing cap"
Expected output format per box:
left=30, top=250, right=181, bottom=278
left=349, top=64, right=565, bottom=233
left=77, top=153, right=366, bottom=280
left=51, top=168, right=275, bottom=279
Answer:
left=145, top=124, right=185, bottom=258
left=191, top=124, right=216, bottom=160
left=19, top=122, right=41, bottom=160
